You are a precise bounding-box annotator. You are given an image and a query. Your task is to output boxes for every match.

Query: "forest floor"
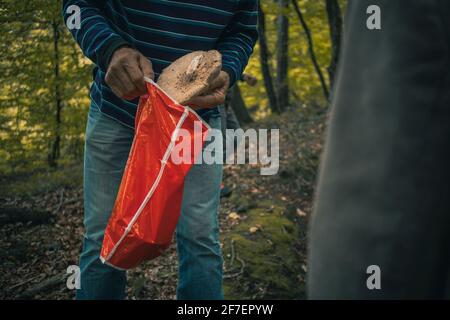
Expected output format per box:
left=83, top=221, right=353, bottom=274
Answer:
left=0, top=108, right=326, bottom=300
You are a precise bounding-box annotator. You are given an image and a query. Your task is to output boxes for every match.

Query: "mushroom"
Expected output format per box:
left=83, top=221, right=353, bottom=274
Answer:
left=157, top=50, right=222, bottom=105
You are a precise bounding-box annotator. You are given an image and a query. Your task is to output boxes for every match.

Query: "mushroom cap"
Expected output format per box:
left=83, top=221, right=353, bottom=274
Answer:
left=157, top=50, right=222, bottom=105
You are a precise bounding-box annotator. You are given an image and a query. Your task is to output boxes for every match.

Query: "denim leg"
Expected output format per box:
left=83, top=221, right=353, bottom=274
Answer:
left=77, top=105, right=134, bottom=300
left=176, top=114, right=224, bottom=300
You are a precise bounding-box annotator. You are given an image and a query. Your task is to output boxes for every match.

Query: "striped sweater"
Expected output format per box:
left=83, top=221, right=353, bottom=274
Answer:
left=62, top=0, right=258, bottom=129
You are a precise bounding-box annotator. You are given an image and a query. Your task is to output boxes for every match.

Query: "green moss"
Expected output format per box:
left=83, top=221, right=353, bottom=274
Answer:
left=222, top=203, right=305, bottom=299
left=0, top=164, right=83, bottom=197
left=228, top=192, right=257, bottom=211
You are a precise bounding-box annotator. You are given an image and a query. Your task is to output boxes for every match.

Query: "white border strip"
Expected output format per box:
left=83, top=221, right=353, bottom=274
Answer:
left=102, top=105, right=189, bottom=264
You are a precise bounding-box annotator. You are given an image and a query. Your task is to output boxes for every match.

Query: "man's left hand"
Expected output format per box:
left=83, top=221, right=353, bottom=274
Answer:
left=186, top=71, right=230, bottom=109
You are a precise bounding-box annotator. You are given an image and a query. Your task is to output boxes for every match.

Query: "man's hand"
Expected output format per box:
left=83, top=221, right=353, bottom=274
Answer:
left=186, top=71, right=230, bottom=109
left=105, top=47, right=154, bottom=100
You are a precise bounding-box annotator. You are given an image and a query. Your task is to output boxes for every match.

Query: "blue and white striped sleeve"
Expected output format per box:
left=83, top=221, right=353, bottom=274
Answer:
left=217, top=0, right=259, bottom=86
left=62, top=0, right=129, bottom=72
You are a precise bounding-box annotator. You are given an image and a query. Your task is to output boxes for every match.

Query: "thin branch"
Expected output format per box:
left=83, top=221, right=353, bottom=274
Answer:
left=291, top=0, right=330, bottom=100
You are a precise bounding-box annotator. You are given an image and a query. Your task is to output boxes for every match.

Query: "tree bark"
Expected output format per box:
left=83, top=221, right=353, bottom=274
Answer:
left=257, top=3, right=280, bottom=114
left=48, top=21, right=62, bottom=168
left=291, top=0, right=330, bottom=100
left=230, top=85, right=253, bottom=125
left=276, top=0, right=289, bottom=111
left=325, top=0, right=343, bottom=91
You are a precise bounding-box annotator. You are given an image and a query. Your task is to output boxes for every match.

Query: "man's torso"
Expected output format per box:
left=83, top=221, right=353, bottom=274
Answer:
left=92, top=0, right=241, bottom=128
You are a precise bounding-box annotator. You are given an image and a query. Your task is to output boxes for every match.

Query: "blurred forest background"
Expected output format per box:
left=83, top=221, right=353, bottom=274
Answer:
left=0, top=0, right=345, bottom=179
left=0, top=0, right=346, bottom=299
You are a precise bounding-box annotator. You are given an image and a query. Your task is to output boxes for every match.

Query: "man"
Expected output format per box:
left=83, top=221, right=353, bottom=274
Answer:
left=62, top=0, right=258, bottom=300
left=309, top=0, right=450, bottom=299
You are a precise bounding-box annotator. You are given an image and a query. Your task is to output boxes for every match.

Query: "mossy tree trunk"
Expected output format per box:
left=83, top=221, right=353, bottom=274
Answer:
left=276, top=0, right=289, bottom=111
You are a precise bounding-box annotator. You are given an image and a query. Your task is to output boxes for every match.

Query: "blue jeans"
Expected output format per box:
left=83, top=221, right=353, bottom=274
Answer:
left=77, top=104, right=223, bottom=300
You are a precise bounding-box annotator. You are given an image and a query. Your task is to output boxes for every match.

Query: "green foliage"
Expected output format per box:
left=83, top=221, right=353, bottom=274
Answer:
left=0, top=0, right=346, bottom=173
left=242, top=0, right=346, bottom=117
left=0, top=0, right=91, bottom=173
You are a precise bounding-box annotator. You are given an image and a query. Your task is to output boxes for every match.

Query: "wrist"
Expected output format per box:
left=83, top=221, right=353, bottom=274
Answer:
left=103, top=40, right=131, bottom=70
left=221, top=66, right=236, bottom=88
left=221, top=68, right=233, bottom=88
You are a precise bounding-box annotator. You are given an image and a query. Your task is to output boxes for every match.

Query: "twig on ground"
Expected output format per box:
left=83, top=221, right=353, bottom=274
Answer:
left=8, top=274, right=42, bottom=291
left=229, top=239, right=235, bottom=268
left=224, top=244, right=245, bottom=280
left=17, top=272, right=66, bottom=299
left=53, top=189, right=64, bottom=214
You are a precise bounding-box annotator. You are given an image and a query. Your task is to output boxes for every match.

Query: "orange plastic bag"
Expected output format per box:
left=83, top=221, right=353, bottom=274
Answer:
left=100, top=78, right=209, bottom=269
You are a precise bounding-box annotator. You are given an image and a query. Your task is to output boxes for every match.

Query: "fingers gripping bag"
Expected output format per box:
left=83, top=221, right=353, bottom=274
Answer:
left=100, top=78, right=210, bottom=270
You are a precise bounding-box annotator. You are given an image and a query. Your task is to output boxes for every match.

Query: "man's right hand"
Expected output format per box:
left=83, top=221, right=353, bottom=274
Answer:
left=105, top=47, right=154, bottom=100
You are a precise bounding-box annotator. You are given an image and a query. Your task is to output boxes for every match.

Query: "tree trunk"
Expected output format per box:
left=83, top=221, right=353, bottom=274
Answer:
left=230, top=85, right=253, bottom=125
left=276, top=0, right=289, bottom=111
left=325, top=0, right=343, bottom=91
left=257, top=3, right=280, bottom=114
left=48, top=21, right=62, bottom=168
left=292, top=0, right=330, bottom=101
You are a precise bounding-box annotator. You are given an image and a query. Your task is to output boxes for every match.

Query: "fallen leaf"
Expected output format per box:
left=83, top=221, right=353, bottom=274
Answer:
left=249, top=224, right=262, bottom=233
left=249, top=227, right=259, bottom=233
left=296, top=208, right=307, bottom=217
left=228, top=212, right=241, bottom=220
